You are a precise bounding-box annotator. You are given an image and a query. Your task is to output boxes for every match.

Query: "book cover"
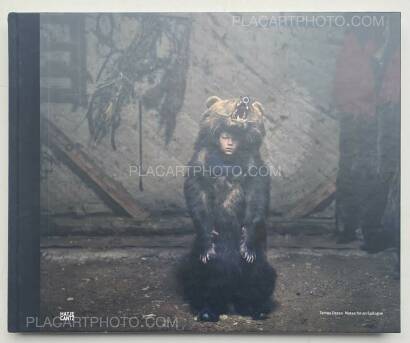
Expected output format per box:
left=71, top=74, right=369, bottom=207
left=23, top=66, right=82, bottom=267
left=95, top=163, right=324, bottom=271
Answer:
left=9, top=12, right=400, bottom=333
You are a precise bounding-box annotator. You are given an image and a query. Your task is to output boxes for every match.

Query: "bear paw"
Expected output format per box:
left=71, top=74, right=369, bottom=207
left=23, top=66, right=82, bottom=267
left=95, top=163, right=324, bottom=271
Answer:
left=240, top=241, right=256, bottom=263
left=197, top=307, right=220, bottom=322
left=199, top=243, right=216, bottom=264
left=251, top=311, right=270, bottom=320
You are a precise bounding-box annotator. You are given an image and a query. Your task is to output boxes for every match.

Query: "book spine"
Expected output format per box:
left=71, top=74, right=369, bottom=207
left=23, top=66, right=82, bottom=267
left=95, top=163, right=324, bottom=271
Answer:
left=8, top=13, right=40, bottom=333
left=8, top=12, right=19, bottom=333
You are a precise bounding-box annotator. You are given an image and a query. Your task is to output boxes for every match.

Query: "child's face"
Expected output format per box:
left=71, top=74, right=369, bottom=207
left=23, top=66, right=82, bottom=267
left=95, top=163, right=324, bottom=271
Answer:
left=218, top=132, right=238, bottom=155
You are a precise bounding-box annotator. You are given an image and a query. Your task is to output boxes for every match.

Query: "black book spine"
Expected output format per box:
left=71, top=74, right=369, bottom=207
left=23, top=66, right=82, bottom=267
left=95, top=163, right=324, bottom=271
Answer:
left=8, top=13, right=40, bottom=333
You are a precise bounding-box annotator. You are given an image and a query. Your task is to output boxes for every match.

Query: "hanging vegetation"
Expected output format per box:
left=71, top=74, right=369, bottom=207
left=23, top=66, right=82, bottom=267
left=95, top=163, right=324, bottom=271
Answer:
left=86, top=13, right=191, bottom=149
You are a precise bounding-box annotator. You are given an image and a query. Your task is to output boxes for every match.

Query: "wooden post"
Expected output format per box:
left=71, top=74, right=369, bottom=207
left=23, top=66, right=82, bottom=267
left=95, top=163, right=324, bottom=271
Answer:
left=41, top=118, right=149, bottom=219
left=284, top=172, right=337, bottom=218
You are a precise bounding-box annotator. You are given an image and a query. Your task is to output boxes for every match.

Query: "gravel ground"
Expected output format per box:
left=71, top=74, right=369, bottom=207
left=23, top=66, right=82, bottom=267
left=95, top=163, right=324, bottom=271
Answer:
left=39, top=235, right=400, bottom=333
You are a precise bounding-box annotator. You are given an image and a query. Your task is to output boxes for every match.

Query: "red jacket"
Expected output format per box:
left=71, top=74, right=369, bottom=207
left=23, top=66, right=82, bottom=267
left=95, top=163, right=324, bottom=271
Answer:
left=333, top=30, right=400, bottom=118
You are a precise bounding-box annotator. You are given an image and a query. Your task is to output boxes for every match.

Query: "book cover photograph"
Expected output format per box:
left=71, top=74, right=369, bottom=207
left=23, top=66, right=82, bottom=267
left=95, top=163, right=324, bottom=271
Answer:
left=8, top=12, right=400, bottom=333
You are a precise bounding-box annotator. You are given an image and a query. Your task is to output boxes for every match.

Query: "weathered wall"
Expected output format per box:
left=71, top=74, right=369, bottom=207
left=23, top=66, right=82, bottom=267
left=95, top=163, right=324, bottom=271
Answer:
left=40, top=13, right=343, bottom=216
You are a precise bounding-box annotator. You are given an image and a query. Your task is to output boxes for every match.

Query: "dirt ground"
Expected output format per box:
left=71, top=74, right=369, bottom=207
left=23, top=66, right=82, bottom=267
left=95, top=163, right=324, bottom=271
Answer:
left=39, top=233, right=400, bottom=333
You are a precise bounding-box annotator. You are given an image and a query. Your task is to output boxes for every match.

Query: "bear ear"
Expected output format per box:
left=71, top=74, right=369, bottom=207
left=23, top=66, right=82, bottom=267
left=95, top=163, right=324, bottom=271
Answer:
left=252, top=101, right=265, bottom=116
left=205, top=96, right=222, bottom=109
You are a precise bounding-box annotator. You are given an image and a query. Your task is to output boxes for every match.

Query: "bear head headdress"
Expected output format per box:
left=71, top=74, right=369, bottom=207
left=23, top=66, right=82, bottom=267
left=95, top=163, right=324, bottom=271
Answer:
left=196, top=95, right=266, bottom=152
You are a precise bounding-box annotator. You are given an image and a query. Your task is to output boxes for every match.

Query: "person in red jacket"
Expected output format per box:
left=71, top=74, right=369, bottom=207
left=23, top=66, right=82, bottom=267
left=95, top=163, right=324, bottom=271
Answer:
left=333, top=15, right=400, bottom=253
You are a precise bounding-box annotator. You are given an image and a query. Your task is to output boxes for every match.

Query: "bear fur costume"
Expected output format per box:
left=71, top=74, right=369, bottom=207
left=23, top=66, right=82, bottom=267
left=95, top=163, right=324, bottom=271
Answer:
left=177, top=96, right=277, bottom=322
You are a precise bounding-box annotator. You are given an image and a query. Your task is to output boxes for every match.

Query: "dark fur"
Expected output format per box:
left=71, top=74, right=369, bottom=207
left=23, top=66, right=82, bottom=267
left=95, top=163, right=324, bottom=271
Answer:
left=177, top=97, right=277, bottom=321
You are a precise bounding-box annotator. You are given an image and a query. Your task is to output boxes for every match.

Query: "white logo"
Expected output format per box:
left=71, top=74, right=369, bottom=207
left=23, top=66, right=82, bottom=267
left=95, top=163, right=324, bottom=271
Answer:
left=59, top=312, right=75, bottom=321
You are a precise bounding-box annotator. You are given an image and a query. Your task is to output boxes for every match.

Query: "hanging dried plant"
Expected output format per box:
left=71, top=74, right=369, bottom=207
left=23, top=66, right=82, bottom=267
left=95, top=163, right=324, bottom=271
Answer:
left=86, top=13, right=191, bottom=149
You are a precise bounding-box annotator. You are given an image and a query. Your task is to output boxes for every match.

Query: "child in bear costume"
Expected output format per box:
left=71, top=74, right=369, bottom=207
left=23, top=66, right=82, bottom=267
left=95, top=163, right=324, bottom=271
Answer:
left=177, top=95, right=277, bottom=322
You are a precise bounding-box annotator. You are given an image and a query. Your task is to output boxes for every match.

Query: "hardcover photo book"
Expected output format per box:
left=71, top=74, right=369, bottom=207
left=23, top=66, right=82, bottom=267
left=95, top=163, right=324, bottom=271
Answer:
left=8, top=12, right=400, bottom=333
